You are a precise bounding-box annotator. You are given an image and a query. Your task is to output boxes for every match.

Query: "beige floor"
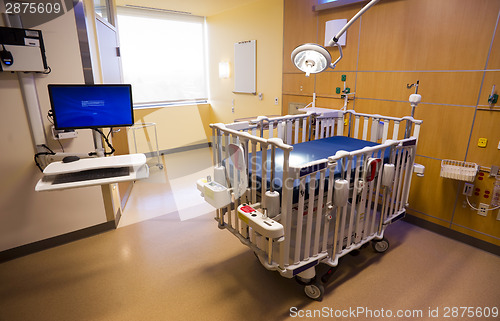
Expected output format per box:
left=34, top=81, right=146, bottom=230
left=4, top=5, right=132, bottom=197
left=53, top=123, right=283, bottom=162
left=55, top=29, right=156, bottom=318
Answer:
left=1, top=149, right=499, bottom=321
left=118, top=148, right=215, bottom=227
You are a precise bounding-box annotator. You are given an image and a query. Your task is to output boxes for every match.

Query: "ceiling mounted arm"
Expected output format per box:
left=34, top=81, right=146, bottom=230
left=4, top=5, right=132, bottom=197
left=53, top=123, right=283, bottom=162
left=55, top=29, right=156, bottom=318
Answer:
left=292, top=0, right=380, bottom=76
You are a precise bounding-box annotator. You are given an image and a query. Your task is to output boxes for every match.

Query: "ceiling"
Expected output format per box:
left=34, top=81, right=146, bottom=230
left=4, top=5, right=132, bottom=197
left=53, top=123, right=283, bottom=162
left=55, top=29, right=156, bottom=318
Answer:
left=114, top=0, right=262, bottom=17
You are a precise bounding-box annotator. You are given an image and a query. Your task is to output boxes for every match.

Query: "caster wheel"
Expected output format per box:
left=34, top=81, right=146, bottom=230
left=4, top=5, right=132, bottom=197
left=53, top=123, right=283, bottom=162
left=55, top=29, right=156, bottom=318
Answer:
left=304, top=283, right=324, bottom=301
left=372, top=238, right=389, bottom=253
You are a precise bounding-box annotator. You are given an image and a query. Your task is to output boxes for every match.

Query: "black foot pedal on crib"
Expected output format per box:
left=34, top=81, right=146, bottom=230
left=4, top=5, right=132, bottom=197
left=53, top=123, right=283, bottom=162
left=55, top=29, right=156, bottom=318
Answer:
left=321, top=266, right=338, bottom=284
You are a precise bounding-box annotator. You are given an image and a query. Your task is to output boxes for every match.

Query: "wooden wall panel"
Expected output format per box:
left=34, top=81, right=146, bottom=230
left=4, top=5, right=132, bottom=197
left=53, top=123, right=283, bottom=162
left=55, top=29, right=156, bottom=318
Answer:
left=466, top=109, right=500, bottom=167
left=282, top=94, right=314, bottom=115
left=452, top=173, right=500, bottom=246
left=315, top=97, right=350, bottom=110
left=487, top=16, right=500, bottom=70
left=317, top=4, right=362, bottom=72
left=354, top=100, right=476, bottom=160
left=283, top=0, right=318, bottom=73
left=283, top=0, right=500, bottom=247
left=478, top=71, right=500, bottom=107
left=315, top=71, right=356, bottom=97
left=356, top=72, right=483, bottom=106
left=282, top=73, right=315, bottom=95
left=358, top=0, right=499, bottom=71
left=353, top=99, right=417, bottom=119
left=407, top=156, right=457, bottom=226
left=414, top=104, right=475, bottom=160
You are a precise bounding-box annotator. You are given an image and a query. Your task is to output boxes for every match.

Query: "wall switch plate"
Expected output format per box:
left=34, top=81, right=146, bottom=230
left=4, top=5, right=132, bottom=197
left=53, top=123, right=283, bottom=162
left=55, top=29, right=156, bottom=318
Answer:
left=478, top=203, right=489, bottom=216
left=274, top=97, right=279, bottom=105
left=490, top=165, right=499, bottom=177
left=463, top=183, right=474, bottom=196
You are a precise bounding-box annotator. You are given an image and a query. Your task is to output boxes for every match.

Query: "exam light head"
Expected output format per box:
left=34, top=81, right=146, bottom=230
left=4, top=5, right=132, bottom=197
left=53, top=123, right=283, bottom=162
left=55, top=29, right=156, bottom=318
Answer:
left=291, top=43, right=332, bottom=77
left=291, top=0, right=380, bottom=76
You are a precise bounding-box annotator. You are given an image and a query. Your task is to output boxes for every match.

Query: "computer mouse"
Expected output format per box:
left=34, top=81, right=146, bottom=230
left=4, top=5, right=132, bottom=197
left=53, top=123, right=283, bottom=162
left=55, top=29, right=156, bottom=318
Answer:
left=62, top=156, right=80, bottom=163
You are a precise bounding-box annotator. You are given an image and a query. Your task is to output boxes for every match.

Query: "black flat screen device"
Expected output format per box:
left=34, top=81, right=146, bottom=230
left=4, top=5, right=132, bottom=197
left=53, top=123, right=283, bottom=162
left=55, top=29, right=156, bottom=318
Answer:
left=48, top=84, right=134, bottom=130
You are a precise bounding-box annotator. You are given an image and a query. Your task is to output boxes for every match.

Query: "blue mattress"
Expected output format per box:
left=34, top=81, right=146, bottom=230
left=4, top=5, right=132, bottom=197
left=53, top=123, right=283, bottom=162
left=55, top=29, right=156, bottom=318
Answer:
left=249, top=136, right=390, bottom=202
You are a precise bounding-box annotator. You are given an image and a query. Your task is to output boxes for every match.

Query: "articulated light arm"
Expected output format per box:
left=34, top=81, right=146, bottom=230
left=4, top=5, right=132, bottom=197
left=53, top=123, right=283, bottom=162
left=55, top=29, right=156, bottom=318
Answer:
left=292, top=0, right=380, bottom=76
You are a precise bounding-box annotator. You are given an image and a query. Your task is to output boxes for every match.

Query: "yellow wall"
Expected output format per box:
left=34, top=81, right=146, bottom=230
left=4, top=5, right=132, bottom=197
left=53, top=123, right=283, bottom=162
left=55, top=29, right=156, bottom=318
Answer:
left=283, top=0, right=500, bottom=246
left=130, top=0, right=284, bottom=152
left=207, top=0, right=284, bottom=124
left=129, top=104, right=212, bottom=153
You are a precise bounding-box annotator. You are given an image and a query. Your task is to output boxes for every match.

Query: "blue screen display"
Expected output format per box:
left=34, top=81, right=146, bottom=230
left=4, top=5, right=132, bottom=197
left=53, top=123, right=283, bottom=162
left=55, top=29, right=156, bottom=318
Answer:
left=48, top=84, right=134, bottom=130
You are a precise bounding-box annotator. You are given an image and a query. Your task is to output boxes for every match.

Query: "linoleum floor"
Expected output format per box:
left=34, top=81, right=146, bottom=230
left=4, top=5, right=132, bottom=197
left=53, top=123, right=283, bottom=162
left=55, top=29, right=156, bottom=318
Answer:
left=1, top=149, right=499, bottom=321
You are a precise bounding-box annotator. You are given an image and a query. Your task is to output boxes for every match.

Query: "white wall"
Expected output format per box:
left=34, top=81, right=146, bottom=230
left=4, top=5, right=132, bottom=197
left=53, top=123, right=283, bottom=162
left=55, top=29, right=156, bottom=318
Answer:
left=0, top=9, right=107, bottom=252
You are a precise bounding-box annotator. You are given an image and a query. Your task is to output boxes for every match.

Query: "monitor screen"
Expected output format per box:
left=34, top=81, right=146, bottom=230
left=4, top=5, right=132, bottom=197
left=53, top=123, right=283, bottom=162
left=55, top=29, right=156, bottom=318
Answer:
left=48, top=84, right=134, bottom=130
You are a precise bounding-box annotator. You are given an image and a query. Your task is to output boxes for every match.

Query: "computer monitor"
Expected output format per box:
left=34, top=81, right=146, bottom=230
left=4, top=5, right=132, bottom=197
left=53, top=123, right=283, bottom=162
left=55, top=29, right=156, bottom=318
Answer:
left=48, top=84, right=134, bottom=130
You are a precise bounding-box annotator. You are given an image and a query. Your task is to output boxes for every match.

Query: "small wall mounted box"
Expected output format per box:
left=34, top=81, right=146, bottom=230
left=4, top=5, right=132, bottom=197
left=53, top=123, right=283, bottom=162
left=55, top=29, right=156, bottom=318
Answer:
left=478, top=138, right=488, bottom=148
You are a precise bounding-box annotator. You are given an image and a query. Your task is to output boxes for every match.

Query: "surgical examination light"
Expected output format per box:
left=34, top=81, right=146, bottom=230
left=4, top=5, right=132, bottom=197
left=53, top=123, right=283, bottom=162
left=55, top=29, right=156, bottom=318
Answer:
left=291, top=0, right=380, bottom=76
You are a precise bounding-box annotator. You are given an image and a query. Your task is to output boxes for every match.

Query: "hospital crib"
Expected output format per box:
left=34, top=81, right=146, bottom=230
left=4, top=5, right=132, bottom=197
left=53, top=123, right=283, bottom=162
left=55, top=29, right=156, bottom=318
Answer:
left=200, top=110, right=423, bottom=300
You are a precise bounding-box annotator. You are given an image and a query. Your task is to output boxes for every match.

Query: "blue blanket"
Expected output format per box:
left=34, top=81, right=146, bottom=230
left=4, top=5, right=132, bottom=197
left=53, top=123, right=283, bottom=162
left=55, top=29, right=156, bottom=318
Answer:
left=249, top=136, right=390, bottom=202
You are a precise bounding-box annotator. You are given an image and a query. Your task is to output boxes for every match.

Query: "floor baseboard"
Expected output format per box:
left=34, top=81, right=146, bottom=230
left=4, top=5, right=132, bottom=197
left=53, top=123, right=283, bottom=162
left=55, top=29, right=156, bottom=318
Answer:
left=404, top=214, right=500, bottom=256
left=0, top=221, right=116, bottom=263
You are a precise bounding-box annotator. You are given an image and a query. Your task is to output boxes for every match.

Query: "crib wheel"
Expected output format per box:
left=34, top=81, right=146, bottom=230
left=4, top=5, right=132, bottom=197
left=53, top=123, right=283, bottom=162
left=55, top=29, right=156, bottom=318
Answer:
left=372, top=238, right=389, bottom=253
left=304, top=283, right=324, bottom=301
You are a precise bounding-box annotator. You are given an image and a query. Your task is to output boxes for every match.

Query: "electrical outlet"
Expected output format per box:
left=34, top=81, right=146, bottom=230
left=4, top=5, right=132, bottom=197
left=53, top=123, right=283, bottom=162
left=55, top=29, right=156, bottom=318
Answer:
left=274, top=97, right=279, bottom=105
left=463, top=183, right=474, bottom=196
left=478, top=203, right=489, bottom=216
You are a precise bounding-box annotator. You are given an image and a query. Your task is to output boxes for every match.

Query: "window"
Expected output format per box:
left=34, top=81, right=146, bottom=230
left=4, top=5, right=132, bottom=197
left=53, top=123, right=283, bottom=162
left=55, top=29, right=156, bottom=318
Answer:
left=117, top=7, right=207, bottom=106
left=94, top=0, right=111, bottom=24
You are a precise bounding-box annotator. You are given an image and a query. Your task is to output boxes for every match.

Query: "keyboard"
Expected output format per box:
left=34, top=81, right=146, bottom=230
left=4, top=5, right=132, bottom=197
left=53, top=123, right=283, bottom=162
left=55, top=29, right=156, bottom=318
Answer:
left=49, top=167, right=131, bottom=185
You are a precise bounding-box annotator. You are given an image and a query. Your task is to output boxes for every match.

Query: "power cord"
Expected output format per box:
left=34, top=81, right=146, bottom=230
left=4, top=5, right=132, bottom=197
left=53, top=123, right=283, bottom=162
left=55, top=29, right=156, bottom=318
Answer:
left=34, top=144, right=56, bottom=172
left=46, top=110, right=65, bottom=152
left=466, top=195, right=500, bottom=211
left=90, top=128, right=115, bottom=156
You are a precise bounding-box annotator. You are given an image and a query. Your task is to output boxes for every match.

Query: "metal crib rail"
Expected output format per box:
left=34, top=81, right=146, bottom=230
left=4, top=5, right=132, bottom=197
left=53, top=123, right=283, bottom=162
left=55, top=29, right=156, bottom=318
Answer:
left=208, top=111, right=420, bottom=284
